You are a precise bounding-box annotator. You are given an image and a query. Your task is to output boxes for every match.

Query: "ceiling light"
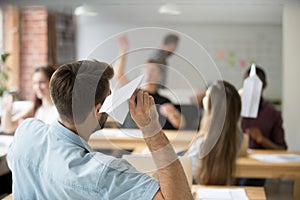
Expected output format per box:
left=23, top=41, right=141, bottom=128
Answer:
left=159, top=3, right=181, bottom=15
left=74, top=4, right=98, bottom=16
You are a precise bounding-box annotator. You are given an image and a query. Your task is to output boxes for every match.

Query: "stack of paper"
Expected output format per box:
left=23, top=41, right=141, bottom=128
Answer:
left=251, top=154, right=300, bottom=163
left=197, top=188, right=249, bottom=200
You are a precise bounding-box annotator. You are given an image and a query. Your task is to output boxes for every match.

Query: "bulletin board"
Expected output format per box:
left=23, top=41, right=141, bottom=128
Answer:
left=166, top=25, right=282, bottom=101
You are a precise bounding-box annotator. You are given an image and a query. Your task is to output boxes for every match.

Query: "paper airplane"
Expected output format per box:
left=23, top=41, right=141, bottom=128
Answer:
left=241, top=64, right=262, bottom=118
left=99, top=75, right=144, bottom=124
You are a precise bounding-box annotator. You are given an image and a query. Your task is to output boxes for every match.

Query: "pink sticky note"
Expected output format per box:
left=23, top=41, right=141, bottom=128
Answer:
left=240, top=60, right=247, bottom=68
left=217, top=51, right=225, bottom=59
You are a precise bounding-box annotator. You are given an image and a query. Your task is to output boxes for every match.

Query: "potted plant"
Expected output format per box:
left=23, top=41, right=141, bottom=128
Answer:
left=0, top=52, right=10, bottom=97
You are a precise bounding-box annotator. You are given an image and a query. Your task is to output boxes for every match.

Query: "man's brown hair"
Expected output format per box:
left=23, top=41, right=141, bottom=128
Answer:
left=245, top=65, right=267, bottom=89
left=50, top=60, right=114, bottom=124
left=163, top=34, right=179, bottom=45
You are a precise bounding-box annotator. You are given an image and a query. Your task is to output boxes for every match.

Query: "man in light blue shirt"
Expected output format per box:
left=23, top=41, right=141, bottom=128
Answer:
left=7, top=60, right=192, bottom=200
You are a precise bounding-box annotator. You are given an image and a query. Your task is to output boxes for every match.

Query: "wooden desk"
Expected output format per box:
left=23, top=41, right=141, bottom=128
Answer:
left=236, top=150, right=300, bottom=200
left=192, top=185, right=266, bottom=200
left=89, top=130, right=299, bottom=199
left=2, top=186, right=266, bottom=200
left=89, top=128, right=197, bottom=151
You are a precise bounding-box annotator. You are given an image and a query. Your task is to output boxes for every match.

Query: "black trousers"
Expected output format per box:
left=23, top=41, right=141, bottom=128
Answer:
left=0, top=172, right=12, bottom=197
left=238, top=178, right=266, bottom=186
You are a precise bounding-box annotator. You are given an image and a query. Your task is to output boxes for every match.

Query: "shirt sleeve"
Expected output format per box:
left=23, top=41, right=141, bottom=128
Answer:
left=270, top=113, right=288, bottom=149
left=97, top=158, right=160, bottom=200
left=149, top=50, right=167, bottom=65
left=188, top=137, right=203, bottom=176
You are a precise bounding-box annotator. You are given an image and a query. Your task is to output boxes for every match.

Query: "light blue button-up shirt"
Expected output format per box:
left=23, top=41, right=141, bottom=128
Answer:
left=7, top=118, right=159, bottom=200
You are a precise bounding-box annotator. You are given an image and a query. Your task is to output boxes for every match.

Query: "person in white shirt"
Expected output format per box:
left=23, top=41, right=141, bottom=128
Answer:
left=2, top=66, right=58, bottom=133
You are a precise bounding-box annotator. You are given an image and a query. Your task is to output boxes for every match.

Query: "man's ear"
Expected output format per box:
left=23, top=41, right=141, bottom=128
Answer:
left=94, top=103, right=102, bottom=117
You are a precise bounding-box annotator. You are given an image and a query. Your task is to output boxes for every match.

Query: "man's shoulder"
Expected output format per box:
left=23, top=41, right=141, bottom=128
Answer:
left=261, top=101, right=281, bottom=117
left=15, top=118, right=47, bottom=138
left=17, top=118, right=45, bottom=130
left=91, top=153, right=143, bottom=174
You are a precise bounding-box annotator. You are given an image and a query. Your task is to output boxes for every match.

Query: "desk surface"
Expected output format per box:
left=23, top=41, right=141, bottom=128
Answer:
left=89, top=128, right=197, bottom=151
left=236, top=150, right=300, bottom=178
left=3, top=129, right=299, bottom=199
left=236, top=150, right=300, bottom=200
left=192, top=185, right=266, bottom=200
left=89, top=129, right=300, bottom=180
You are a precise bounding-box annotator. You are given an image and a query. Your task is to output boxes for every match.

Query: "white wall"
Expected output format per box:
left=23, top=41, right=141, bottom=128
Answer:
left=76, top=18, right=282, bottom=103
left=283, top=4, right=300, bottom=151
left=77, top=14, right=300, bottom=150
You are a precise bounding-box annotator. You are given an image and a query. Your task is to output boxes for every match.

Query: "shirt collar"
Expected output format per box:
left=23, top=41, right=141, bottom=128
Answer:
left=50, top=120, right=93, bottom=153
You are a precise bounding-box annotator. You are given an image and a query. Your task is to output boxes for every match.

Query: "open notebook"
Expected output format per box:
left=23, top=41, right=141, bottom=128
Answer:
left=123, top=154, right=193, bottom=188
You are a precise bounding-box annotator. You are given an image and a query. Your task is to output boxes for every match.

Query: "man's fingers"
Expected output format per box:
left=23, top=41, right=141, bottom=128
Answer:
left=149, top=96, right=155, bottom=106
left=129, top=93, right=136, bottom=114
left=137, top=90, right=144, bottom=108
left=129, top=98, right=135, bottom=112
left=143, top=92, right=149, bottom=107
left=132, top=89, right=139, bottom=97
left=130, top=89, right=139, bottom=104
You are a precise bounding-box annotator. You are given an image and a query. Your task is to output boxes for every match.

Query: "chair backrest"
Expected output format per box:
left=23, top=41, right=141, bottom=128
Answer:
left=174, top=104, right=202, bottom=131
left=123, top=154, right=193, bottom=187
left=238, top=134, right=248, bottom=157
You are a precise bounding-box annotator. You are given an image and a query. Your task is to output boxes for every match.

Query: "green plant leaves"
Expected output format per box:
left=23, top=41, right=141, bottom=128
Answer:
left=1, top=53, right=10, bottom=63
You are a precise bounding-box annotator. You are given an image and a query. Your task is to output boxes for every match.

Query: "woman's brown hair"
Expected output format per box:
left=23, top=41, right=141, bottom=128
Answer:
left=195, top=80, right=242, bottom=185
left=33, top=66, right=55, bottom=113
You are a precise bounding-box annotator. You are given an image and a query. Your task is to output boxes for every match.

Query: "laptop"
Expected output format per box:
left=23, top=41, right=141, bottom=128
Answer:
left=122, top=154, right=193, bottom=188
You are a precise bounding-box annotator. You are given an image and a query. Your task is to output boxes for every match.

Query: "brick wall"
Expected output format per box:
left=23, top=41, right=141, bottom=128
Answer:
left=20, top=6, right=48, bottom=100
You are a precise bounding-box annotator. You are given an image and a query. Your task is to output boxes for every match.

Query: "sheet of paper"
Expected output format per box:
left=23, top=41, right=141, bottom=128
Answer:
left=251, top=154, right=300, bottom=163
left=241, top=64, right=262, bottom=118
left=197, top=188, right=249, bottom=200
left=0, top=135, right=14, bottom=157
left=99, top=75, right=144, bottom=124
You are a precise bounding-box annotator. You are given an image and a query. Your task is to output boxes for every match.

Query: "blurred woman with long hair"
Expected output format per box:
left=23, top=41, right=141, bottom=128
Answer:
left=2, top=66, right=58, bottom=133
left=188, top=80, right=242, bottom=185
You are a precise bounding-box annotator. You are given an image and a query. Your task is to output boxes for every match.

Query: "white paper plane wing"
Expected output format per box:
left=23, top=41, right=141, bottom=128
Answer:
left=99, top=75, right=144, bottom=124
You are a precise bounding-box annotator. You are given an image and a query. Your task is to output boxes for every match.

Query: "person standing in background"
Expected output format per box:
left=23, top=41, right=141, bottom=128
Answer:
left=115, top=34, right=185, bottom=129
left=149, top=34, right=179, bottom=88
